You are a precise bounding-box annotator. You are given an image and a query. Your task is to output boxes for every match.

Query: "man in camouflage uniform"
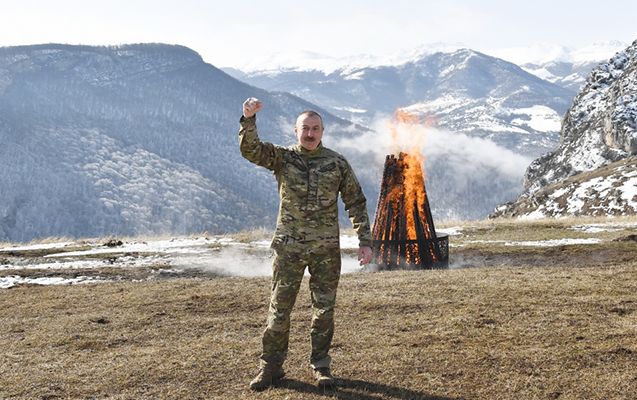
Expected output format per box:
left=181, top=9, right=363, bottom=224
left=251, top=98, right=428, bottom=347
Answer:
left=239, top=98, right=373, bottom=390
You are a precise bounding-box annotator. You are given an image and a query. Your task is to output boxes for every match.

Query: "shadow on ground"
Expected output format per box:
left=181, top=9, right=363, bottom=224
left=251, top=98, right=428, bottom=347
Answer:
left=276, top=378, right=458, bottom=400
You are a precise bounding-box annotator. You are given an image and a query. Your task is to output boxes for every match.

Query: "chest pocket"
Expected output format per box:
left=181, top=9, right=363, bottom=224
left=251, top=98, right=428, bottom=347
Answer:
left=279, top=156, right=307, bottom=193
left=316, top=162, right=340, bottom=207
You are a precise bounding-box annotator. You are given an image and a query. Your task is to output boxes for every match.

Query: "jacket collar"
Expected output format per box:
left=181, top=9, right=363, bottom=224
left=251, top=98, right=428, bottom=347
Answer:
left=294, top=141, right=324, bottom=157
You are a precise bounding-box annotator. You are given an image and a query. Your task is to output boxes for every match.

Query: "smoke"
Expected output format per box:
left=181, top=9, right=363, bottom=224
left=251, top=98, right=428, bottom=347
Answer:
left=447, top=253, right=485, bottom=269
left=334, top=115, right=534, bottom=219
left=338, top=115, right=532, bottom=179
left=169, top=247, right=365, bottom=278
left=425, top=128, right=533, bottom=179
left=169, top=247, right=273, bottom=277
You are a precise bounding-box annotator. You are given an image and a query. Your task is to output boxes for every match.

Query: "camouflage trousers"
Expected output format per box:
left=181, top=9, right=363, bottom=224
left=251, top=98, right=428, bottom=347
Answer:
left=260, top=244, right=341, bottom=370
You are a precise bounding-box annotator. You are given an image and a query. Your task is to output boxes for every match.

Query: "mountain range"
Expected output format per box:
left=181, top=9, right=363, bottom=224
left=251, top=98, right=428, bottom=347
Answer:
left=0, top=44, right=364, bottom=241
left=0, top=41, right=631, bottom=241
left=224, top=48, right=575, bottom=156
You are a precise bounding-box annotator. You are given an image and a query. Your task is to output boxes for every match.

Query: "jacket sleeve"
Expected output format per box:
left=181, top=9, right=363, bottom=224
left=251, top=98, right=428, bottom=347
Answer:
left=339, top=159, right=372, bottom=247
left=238, top=115, right=283, bottom=172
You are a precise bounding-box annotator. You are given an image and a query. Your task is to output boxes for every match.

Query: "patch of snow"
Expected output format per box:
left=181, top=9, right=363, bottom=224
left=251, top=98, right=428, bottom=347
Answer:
left=342, top=70, right=365, bottom=80
left=570, top=221, right=637, bottom=233
left=567, top=176, right=613, bottom=214
left=402, top=95, right=475, bottom=115
left=510, top=105, right=562, bottom=132
left=504, top=238, right=601, bottom=247
left=561, top=73, right=584, bottom=84
left=0, top=275, right=110, bottom=289
left=439, top=64, right=456, bottom=78
left=437, top=227, right=463, bottom=236
left=0, top=260, right=113, bottom=271
left=252, top=240, right=272, bottom=248
left=45, top=237, right=212, bottom=258
left=465, top=240, right=507, bottom=244
left=518, top=208, right=548, bottom=220
left=522, top=66, right=556, bottom=81
left=570, top=226, right=610, bottom=233
left=332, top=106, right=368, bottom=114
left=473, top=115, right=530, bottom=133
left=571, top=225, right=618, bottom=233
left=0, top=242, right=76, bottom=252
left=619, top=175, right=637, bottom=208
left=549, top=187, right=570, bottom=199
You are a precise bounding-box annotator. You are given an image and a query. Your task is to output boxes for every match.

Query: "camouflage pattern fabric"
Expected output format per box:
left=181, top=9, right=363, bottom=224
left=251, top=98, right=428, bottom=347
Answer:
left=239, top=115, right=372, bottom=368
left=239, top=115, right=372, bottom=248
left=261, top=245, right=341, bottom=369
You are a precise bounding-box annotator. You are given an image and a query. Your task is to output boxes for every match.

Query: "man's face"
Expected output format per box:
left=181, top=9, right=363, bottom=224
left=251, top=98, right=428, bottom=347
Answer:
left=295, top=114, right=324, bottom=151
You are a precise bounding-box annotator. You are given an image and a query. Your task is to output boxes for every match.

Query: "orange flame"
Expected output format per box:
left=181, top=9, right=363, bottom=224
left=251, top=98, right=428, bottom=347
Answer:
left=388, top=109, right=430, bottom=240
left=372, top=108, right=440, bottom=267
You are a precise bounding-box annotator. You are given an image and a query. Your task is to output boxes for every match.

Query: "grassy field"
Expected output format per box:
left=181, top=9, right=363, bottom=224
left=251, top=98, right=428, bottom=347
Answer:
left=1, top=217, right=637, bottom=399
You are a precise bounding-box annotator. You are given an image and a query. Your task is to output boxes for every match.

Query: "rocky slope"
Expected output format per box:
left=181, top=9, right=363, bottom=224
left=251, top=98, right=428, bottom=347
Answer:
left=493, top=156, right=637, bottom=218
left=493, top=40, right=637, bottom=218
left=523, top=39, right=637, bottom=194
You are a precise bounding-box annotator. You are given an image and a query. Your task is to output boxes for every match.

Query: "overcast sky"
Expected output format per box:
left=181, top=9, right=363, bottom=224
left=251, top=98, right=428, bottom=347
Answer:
left=2, top=0, right=636, bottom=68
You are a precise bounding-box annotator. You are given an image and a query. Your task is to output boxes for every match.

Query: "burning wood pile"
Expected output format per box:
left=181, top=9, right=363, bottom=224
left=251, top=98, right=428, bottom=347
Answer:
left=371, top=152, right=448, bottom=269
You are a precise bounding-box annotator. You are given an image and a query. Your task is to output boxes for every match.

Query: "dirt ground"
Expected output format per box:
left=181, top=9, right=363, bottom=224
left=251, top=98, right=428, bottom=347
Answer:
left=2, top=218, right=636, bottom=399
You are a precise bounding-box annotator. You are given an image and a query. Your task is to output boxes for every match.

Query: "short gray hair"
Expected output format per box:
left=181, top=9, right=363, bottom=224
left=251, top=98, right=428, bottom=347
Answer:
left=297, top=110, right=323, bottom=128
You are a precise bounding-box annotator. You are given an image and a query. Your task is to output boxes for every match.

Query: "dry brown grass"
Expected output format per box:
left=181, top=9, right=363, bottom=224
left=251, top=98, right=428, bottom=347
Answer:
left=2, top=218, right=636, bottom=399
left=2, top=257, right=637, bottom=399
left=225, top=227, right=273, bottom=244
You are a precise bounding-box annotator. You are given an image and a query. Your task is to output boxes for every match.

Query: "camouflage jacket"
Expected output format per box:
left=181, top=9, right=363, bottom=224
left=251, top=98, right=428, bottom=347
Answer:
left=239, top=115, right=372, bottom=250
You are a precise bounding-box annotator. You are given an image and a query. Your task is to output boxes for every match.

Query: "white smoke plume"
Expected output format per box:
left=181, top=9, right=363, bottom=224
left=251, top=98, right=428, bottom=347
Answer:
left=335, top=115, right=534, bottom=220
left=169, top=247, right=364, bottom=278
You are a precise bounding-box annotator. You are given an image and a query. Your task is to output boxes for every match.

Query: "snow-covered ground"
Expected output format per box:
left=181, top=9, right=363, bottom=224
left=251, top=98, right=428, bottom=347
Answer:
left=1, top=222, right=625, bottom=289
left=570, top=222, right=637, bottom=233
left=460, top=238, right=602, bottom=247
left=0, top=241, right=76, bottom=252
left=503, top=238, right=601, bottom=247
left=0, top=234, right=366, bottom=289
left=0, top=275, right=109, bottom=289
left=437, top=226, right=464, bottom=236
left=515, top=161, right=637, bottom=219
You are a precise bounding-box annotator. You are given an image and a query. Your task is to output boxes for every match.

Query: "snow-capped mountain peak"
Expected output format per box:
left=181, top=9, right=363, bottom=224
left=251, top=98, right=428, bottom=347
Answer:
left=490, top=40, right=628, bottom=66
left=228, top=42, right=469, bottom=75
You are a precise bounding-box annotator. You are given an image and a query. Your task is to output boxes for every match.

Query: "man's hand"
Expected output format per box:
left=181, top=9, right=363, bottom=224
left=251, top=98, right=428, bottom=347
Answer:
left=243, top=97, right=263, bottom=118
left=358, top=246, right=372, bottom=265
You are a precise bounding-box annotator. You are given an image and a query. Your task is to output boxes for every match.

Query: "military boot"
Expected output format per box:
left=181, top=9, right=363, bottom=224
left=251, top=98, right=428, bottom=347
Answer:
left=249, top=364, right=285, bottom=391
left=313, top=367, right=335, bottom=388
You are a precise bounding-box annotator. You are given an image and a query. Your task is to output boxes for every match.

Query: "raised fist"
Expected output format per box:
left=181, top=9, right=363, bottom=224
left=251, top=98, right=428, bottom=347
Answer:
left=243, top=97, right=263, bottom=118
